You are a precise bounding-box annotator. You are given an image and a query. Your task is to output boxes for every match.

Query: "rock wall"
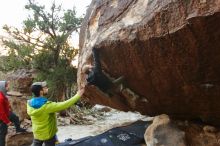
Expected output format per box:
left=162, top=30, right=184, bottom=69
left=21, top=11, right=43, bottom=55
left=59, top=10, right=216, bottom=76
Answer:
left=8, top=96, right=29, bottom=121
left=78, top=0, right=220, bottom=125
left=5, top=69, right=34, bottom=121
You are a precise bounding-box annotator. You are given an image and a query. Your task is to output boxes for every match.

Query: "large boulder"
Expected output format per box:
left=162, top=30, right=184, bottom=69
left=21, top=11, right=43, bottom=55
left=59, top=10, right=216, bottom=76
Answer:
left=7, top=69, right=34, bottom=96
left=144, top=114, right=186, bottom=146
left=78, top=0, right=220, bottom=125
left=5, top=69, right=34, bottom=121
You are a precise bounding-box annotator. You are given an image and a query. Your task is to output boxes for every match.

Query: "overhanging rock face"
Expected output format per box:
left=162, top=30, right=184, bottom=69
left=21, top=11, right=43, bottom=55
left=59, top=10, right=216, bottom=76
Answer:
left=78, top=0, right=220, bottom=125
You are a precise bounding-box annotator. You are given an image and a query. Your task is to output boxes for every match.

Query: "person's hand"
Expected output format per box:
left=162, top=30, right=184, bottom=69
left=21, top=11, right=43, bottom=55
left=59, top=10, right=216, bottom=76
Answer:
left=7, top=122, right=12, bottom=126
left=77, top=88, right=85, bottom=96
left=82, top=64, right=93, bottom=74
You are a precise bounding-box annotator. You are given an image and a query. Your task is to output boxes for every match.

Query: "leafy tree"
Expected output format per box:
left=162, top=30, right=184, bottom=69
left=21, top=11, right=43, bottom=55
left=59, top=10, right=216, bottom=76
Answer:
left=1, top=0, right=82, bottom=101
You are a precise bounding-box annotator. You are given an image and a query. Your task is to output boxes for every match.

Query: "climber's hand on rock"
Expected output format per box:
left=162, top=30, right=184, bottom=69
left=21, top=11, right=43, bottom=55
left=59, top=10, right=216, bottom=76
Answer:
left=77, top=88, right=85, bottom=96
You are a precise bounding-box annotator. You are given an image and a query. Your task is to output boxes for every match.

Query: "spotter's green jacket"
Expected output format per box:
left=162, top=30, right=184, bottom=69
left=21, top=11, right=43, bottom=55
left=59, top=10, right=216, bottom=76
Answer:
left=27, top=93, right=80, bottom=140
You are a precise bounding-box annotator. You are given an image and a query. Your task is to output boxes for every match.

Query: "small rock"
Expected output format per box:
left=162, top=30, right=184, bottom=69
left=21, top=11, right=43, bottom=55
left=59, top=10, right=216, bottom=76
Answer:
left=203, top=125, right=217, bottom=133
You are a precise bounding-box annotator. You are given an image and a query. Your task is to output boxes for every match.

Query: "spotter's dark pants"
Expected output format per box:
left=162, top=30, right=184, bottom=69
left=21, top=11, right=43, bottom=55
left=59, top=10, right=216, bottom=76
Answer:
left=0, top=120, right=8, bottom=146
left=9, top=111, right=20, bottom=131
left=32, top=135, right=56, bottom=146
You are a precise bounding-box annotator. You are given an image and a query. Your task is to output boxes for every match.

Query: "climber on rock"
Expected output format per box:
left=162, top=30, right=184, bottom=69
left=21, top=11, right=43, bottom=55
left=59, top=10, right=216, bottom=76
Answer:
left=82, top=48, right=125, bottom=96
left=0, top=80, right=26, bottom=146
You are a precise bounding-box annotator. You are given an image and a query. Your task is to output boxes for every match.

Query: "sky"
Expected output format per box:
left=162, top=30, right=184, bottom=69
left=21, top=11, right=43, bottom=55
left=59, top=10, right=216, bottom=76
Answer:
left=0, top=0, right=92, bottom=54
